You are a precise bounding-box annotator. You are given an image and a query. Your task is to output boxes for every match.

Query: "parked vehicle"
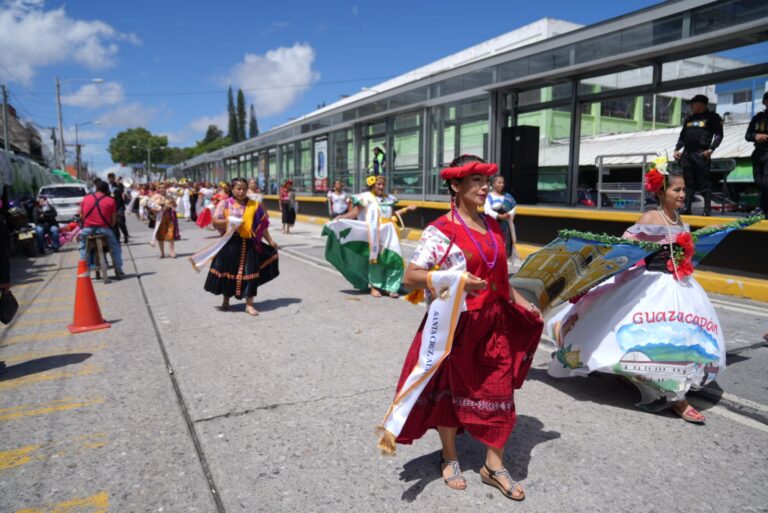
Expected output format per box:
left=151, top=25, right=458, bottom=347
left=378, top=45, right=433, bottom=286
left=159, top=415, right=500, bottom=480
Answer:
left=6, top=205, right=36, bottom=257
left=37, top=184, right=88, bottom=221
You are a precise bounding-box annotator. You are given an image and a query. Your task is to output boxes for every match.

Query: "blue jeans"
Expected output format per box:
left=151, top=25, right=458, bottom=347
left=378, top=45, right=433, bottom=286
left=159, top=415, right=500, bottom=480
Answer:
left=35, top=225, right=60, bottom=252
left=79, top=226, right=123, bottom=272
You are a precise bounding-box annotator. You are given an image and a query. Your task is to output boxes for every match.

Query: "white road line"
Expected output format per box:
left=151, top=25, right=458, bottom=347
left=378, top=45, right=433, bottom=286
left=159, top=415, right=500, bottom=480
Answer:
left=710, top=298, right=768, bottom=313
left=689, top=398, right=768, bottom=434
left=713, top=303, right=768, bottom=318
left=279, top=248, right=338, bottom=275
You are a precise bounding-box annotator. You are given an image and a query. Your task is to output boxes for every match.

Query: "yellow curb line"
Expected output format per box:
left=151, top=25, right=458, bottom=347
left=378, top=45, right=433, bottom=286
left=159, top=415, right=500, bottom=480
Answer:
left=283, top=211, right=768, bottom=303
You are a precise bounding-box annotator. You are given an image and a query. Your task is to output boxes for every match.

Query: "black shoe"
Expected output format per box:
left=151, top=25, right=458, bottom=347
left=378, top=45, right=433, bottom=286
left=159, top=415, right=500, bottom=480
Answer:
left=114, top=270, right=125, bottom=280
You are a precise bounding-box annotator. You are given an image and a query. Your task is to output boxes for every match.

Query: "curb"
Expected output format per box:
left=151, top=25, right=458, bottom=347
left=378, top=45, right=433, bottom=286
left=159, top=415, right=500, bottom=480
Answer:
left=276, top=211, right=768, bottom=303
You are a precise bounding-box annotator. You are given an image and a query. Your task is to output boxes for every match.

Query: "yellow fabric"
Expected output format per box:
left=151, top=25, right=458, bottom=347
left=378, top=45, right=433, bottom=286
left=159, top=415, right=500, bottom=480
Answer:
left=238, top=200, right=258, bottom=239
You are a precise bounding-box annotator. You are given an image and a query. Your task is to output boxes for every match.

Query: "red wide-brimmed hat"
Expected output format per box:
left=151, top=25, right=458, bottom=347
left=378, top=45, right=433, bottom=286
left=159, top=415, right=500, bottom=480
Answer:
left=440, top=161, right=498, bottom=180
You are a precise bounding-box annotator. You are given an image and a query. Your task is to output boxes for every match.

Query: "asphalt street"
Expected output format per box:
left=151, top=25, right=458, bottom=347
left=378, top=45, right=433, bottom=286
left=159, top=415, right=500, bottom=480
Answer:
left=1, top=214, right=767, bottom=513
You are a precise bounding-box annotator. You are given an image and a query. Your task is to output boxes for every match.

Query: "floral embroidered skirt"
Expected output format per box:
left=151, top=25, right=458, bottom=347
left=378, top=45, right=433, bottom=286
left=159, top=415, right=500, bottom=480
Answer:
left=395, top=298, right=543, bottom=449
left=204, top=234, right=279, bottom=299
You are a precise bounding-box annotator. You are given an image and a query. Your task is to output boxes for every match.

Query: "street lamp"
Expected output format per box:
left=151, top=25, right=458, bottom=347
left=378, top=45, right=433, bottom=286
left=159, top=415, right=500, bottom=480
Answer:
left=55, top=77, right=104, bottom=170
left=132, top=144, right=166, bottom=182
left=73, top=120, right=101, bottom=180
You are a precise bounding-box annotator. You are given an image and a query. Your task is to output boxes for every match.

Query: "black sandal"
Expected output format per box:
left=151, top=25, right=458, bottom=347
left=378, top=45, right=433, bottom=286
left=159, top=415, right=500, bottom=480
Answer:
left=439, top=455, right=467, bottom=490
left=480, top=465, right=525, bottom=501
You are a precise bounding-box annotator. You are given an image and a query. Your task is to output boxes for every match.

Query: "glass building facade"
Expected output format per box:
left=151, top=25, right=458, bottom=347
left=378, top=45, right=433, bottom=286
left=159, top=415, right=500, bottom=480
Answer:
left=171, top=0, right=768, bottom=209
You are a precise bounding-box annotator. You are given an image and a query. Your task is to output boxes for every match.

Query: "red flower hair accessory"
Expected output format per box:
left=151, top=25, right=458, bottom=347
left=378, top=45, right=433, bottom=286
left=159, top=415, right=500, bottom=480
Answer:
left=644, top=168, right=665, bottom=194
left=440, top=160, right=498, bottom=180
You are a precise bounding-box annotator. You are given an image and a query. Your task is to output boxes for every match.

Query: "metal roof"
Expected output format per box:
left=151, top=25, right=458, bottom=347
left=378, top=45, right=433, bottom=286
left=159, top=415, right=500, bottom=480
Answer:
left=540, top=121, right=756, bottom=167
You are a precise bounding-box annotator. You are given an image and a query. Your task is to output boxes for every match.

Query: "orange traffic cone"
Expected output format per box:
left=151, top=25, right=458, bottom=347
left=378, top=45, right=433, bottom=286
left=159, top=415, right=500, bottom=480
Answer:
left=67, top=260, right=111, bottom=334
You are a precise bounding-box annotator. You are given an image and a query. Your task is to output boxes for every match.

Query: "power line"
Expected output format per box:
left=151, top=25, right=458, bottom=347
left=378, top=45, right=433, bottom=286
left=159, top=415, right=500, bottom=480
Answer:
left=15, top=73, right=423, bottom=98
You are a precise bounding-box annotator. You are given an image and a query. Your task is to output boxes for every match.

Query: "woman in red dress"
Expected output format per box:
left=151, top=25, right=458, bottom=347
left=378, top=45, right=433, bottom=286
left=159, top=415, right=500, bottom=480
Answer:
left=385, top=155, right=543, bottom=499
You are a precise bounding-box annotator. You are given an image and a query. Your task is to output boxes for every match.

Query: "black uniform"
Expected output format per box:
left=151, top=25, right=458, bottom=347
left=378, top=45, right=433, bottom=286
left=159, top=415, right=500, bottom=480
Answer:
left=745, top=110, right=768, bottom=214
left=675, top=110, right=723, bottom=215
left=109, top=180, right=129, bottom=243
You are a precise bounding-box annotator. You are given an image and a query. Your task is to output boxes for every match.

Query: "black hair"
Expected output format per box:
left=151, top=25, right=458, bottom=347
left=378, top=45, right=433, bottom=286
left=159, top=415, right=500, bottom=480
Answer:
left=230, top=177, right=247, bottom=189
left=444, top=154, right=486, bottom=197
left=95, top=180, right=109, bottom=195
left=107, top=172, right=116, bottom=179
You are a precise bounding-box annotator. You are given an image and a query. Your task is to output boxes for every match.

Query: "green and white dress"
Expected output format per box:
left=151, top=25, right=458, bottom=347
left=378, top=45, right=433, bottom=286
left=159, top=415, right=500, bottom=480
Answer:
left=322, top=191, right=404, bottom=293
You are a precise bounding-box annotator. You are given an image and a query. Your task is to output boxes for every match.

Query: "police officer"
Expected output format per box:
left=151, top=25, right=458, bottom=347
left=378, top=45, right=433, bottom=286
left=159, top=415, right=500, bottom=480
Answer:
left=745, top=91, right=768, bottom=215
left=673, top=94, right=723, bottom=216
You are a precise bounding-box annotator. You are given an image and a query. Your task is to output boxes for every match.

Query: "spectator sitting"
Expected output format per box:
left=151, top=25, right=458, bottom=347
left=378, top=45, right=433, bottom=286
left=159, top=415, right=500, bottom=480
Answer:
left=79, top=180, right=125, bottom=279
left=33, top=196, right=60, bottom=253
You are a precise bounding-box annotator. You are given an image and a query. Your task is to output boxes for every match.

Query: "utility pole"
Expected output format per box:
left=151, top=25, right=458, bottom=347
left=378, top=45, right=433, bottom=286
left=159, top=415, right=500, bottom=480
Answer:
left=1, top=84, right=9, bottom=152
left=55, top=76, right=65, bottom=170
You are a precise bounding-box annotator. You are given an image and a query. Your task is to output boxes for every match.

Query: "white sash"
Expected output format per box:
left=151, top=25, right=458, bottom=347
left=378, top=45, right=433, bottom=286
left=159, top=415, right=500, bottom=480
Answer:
left=377, top=270, right=468, bottom=455
left=188, top=226, right=238, bottom=272
left=365, top=201, right=381, bottom=264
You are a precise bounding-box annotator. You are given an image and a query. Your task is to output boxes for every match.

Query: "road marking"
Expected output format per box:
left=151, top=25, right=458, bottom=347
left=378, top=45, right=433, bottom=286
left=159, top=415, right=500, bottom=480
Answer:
left=0, top=433, right=107, bottom=471
left=710, top=297, right=768, bottom=313
left=3, top=317, right=70, bottom=329
left=712, top=303, right=768, bottom=318
left=14, top=491, right=109, bottom=513
left=17, top=295, right=74, bottom=306
left=19, top=304, right=72, bottom=314
left=0, top=396, right=106, bottom=422
left=0, top=364, right=103, bottom=392
left=1, top=343, right=108, bottom=365
left=279, top=247, right=338, bottom=275
left=689, top=398, right=768, bottom=434
left=0, top=330, right=71, bottom=347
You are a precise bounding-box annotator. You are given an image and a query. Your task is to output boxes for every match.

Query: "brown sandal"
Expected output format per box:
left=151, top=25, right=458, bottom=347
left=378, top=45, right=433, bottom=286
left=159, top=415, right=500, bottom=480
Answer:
left=439, top=456, right=467, bottom=490
left=480, top=465, right=525, bottom=501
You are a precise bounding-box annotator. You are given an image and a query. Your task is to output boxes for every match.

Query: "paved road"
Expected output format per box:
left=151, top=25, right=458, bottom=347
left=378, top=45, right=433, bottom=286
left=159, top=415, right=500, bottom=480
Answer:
left=1, top=215, right=766, bottom=513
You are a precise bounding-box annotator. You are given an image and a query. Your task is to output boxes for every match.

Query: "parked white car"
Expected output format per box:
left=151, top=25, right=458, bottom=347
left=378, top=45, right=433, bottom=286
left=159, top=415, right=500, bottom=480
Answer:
left=37, top=183, right=89, bottom=221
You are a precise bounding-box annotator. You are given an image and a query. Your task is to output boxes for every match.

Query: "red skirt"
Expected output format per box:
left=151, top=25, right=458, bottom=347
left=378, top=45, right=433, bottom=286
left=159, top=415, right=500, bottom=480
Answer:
left=196, top=208, right=212, bottom=228
left=395, top=299, right=543, bottom=449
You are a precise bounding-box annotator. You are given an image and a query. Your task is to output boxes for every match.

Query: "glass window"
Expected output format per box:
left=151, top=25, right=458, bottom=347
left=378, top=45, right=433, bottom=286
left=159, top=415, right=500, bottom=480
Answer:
left=428, top=97, right=489, bottom=197
left=581, top=67, right=652, bottom=92
left=517, top=107, right=571, bottom=204
left=519, top=83, right=572, bottom=107
left=498, top=59, right=528, bottom=82
left=529, top=47, right=571, bottom=74
left=600, top=96, right=638, bottom=120
left=331, top=128, right=356, bottom=192
left=390, top=111, right=423, bottom=196
left=692, top=0, right=768, bottom=36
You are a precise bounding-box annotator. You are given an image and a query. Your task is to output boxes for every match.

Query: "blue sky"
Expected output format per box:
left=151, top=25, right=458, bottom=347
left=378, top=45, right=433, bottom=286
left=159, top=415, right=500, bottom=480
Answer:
left=0, top=0, right=661, bottom=173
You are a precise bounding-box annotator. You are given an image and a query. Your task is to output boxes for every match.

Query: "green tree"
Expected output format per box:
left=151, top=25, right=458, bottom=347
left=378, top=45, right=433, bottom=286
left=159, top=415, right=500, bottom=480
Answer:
left=249, top=104, right=259, bottom=138
left=201, top=124, right=224, bottom=145
left=227, top=86, right=238, bottom=142
left=107, top=128, right=168, bottom=169
left=236, top=88, right=247, bottom=141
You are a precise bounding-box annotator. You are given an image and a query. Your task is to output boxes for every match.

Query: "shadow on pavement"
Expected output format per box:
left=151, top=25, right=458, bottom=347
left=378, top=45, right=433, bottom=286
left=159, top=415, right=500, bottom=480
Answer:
left=398, top=415, right=560, bottom=502
left=224, top=297, right=302, bottom=313
left=0, top=353, right=92, bottom=380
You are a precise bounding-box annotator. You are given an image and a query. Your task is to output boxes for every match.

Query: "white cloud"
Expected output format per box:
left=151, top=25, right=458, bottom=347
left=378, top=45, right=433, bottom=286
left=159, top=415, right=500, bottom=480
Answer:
left=259, top=20, right=290, bottom=38
left=227, top=43, right=320, bottom=117
left=98, top=102, right=157, bottom=128
left=61, top=81, right=125, bottom=108
left=162, top=130, right=192, bottom=146
left=96, top=162, right=133, bottom=180
left=0, top=0, right=140, bottom=84
left=63, top=127, right=105, bottom=143
left=188, top=112, right=227, bottom=134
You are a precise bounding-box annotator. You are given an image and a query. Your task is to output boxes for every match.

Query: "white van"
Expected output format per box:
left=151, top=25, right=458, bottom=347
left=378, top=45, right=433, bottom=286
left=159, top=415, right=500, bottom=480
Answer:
left=38, top=183, right=89, bottom=221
